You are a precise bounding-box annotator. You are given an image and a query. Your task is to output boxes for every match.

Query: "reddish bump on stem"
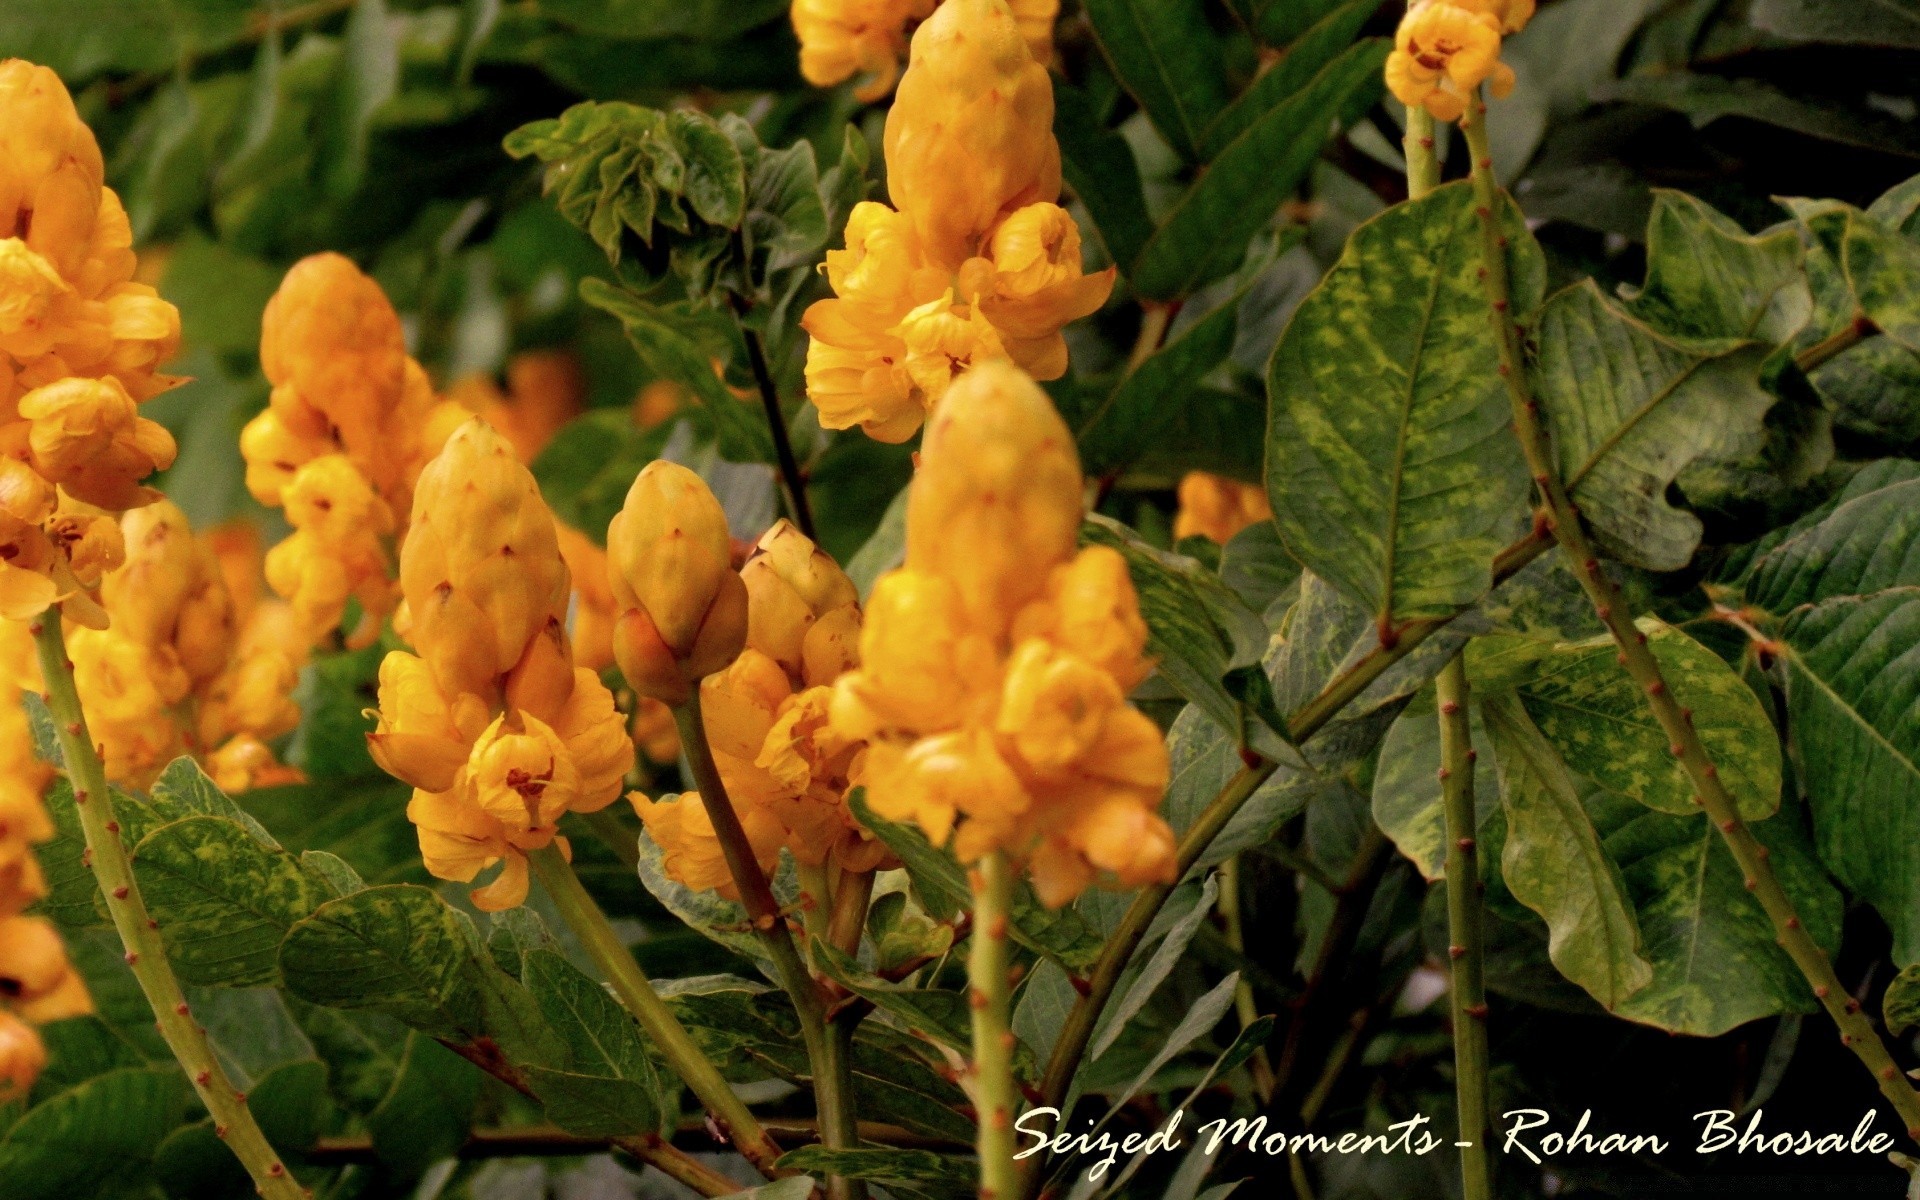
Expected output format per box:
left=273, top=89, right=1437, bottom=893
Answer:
left=174, top=1003, right=189, bottom=1016
left=1449, top=945, right=1467, bottom=960
left=1466, top=1004, right=1491, bottom=1019
left=124, top=951, right=138, bottom=964
left=1440, top=700, right=1461, bottom=715
left=112, top=885, right=128, bottom=899
left=1458, top=838, right=1477, bottom=850
left=215, top=1125, right=229, bottom=1139
left=969, top=988, right=989, bottom=1011
left=104, top=820, right=118, bottom=834
left=64, top=721, right=80, bottom=736
left=1720, top=820, right=1737, bottom=833
left=1816, top=985, right=1831, bottom=999
left=1743, top=878, right=1757, bottom=891
left=195, top=1071, right=212, bottom=1086
left=1786, top=917, right=1801, bottom=930
left=1646, top=681, right=1665, bottom=696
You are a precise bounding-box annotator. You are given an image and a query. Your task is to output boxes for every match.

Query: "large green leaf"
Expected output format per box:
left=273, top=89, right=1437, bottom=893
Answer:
left=132, top=817, right=335, bottom=988
left=1787, top=198, right=1920, bottom=356
left=1751, top=0, right=1920, bottom=48
left=1594, top=791, right=1841, bottom=1036
left=278, top=884, right=485, bottom=1037
left=536, top=0, right=787, bottom=40
left=1053, top=81, right=1154, bottom=273
left=1483, top=696, right=1652, bottom=1011
left=1597, top=75, right=1920, bottom=160
left=1076, top=284, right=1250, bottom=476
left=1533, top=284, right=1775, bottom=571
left=1080, top=0, right=1229, bottom=164
left=0, top=1068, right=188, bottom=1200
left=1621, top=190, right=1812, bottom=345
left=1266, top=180, right=1534, bottom=630
left=1160, top=705, right=1321, bottom=868
left=1743, top=478, right=1920, bottom=612
left=1779, top=590, right=1920, bottom=962
left=520, top=947, right=664, bottom=1137
left=1132, top=41, right=1385, bottom=299
left=1199, top=0, right=1377, bottom=157
left=1474, top=623, right=1782, bottom=820
left=364, top=1032, right=480, bottom=1179
left=1370, top=697, right=1499, bottom=881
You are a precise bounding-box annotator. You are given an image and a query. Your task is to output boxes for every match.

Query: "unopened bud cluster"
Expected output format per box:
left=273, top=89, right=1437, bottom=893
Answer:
left=828, top=362, right=1176, bottom=906
left=1174, top=472, right=1273, bottom=546
left=629, top=506, right=896, bottom=896
left=801, top=0, right=1112, bottom=443
left=1385, top=0, right=1535, bottom=122
left=792, top=0, right=1056, bottom=102
left=368, top=422, right=633, bottom=910
left=241, top=254, right=469, bottom=650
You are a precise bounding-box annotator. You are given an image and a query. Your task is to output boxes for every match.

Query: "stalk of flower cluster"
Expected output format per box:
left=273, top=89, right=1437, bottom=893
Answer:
left=1404, top=106, right=1442, bottom=202
left=672, top=695, right=862, bottom=1198
left=1436, top=654, right=1491, bottom=1200
left=968, top=852, right=1018, bottom=1200
left=524, top=844, right=789, bottom=1177
left=737, top=314, right=818, bottom=542
left=31, top=611, right=308, bottom=1200
left=1459, top=91, right=1920, bottom=1141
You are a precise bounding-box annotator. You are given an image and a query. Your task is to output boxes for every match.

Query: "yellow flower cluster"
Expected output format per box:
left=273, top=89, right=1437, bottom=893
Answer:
left=827, top=361, right=1174, bottom=906
left=1385, top=0, right=1534, bottom=122
left=632, top=509, right=892, bottom=896
left=369, top=421, right=633, bottom=911
left=240, top=254, right=468, bottom=650
left=448, top=349, right=585, bottom=466
left=42, top=500, right=305, bottom=792
left=792, top=0, right=1056, bottom=102
left=0, top=61, right=183, bottom=628
left=802, top=0, right=1112, bottom=443
left=1174, top=472, right=1272, bottom=545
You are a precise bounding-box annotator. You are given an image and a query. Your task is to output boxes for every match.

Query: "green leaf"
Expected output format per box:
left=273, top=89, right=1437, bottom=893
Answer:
left=1160, top=707, right=1319, bottom=868
left=776, top=1147, right=977, bottom=1198
left=158, top=234, right=281, bottom=357
left=1481, top=623, right=1781, bottom=820
left=1088, top=972, right=1238, bottom=1106
left=1080, top=0, right=1230, bottom=163
left=1132, top=39, right=1384, bottom=298
left=1266, top=180, right=1533, bottom=629
left=847, top=792, right=1104, bottom=971
left=1778, top=590, right=1920, bottom=962
left=520, top=947, right=663, bottom=1136
left=1200, top=0, right=1377, bottom=158
left=288, top=643, right=383, bottom=781
left=1720, top=457, right=1920, bottom=583
left=536, top=0, right=787, bottom=40
left=1885, top=964, right=1920, bottom=1036
left=1077, top=283, right=1249, bottom=476
left=811, top=941, right=1032, bottom=1076
left=1483, top=696, right=1653, bottom=1010
left=322, top=0, right=401, bottom=200
left=131, top=817, right=333, bottom=987
left=1089, top=875, right=1216, bottom=1061
left=1621, top=191, right=1812, bottom=345
left=1229, top=0, right=1350, bottom=46
left=278, top=884, right=485, bottom=1038
left=1743, top=478, right=1920, bottom=612
left=1751, top=0, right=1920, bottom=48
left=1371, top=698, right=1499, bottom=881
left=1081, top=515, right=1282, bottom=755
left=292, top=1003, right=407, bottom=1115
left=1596, top=75, right=1920, bottom=160
left=579, top=279, right=776, bottom=462
left=243, top=779, right=428, bottom=887
left=1054, top=81, right=1153, bottom=272
left=0, top=1068, right=188, bottom=1200
left=1594, top=791, right=1841, bottom=1036
left=865, top=888, right=953, bottom=975
left=0, top=0, right=252, bottom=78
left=365, top=1032, right=480, bottom=1178
left=634, top=816, right=777, bottom=968
left=149, top=758, right=280, bottom=847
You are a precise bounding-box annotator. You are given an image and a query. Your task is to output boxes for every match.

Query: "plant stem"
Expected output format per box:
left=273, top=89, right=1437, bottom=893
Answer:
left=1458, top=93, right=1920, bottom=1142
left=308, top=1118, right=965, bottom=1164
left=969, top=852, right=1017, bottom=1200
left=1403, top=105, right=1440, bottom=201
left=1437, top=654, right=1492, bottom=1200
left=1126, top=301, right=1176, bottom=372
left=524, top=844, right=788, bottom=1178
left=673, top=693, right=864, bottom=1197
left=1794, top=316, right=1876, bottom=374
left=827, top=867, right=875, bottom=956
left=1218, top=854, right=1276, bottom=1102
left=29, top=610, right=308, bottom=1200
left=738, top=319, right=817, bottom=540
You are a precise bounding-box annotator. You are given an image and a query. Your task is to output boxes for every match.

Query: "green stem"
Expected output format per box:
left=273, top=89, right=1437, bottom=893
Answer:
left=30, top=611, right=307, bottom=1200
left=1437, top=654, right=1491, bottom=1200
left=1126, top=301, right=1175, bottom=372
left=796, top=860, right=835, bottom=945
left=1218, top=855, right=1276, bottom=1102
left=673, top=693, right=863, bottom=1198
left=737, top=317, right=818, bottom=541
left=969, top=852, right=1017, bottom=1200
left=525, top=844, right=788, bottom=1177
left=1794, top=315, right=1875, bottom=374
left=827, top=868, right=875, bottom=957
left=1403, top=104, right=1441, bottom=201
left=1459, top=93, right=1920, bottom=1142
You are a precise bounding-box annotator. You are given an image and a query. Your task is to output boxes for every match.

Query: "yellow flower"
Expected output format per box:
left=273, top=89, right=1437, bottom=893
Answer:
left=406, top=784, right=555, bottom=913
left=893, top=292, right=1009, bottom=412
left=606, top=461, right=748, bottom=704
left=468, top=714, right=581, bottom=835
left=794, top=0, right=936, bottom=101
left=368, top=650, right=490, bottom=793
left=399, top=420, right=570, bottom=704
left=66, top=625, right=183, bottom=788
left=1385, top=2, right=1513, bottom=123
left=555, top=521, right=616, bottom=672
left=757, top=686, right=891, bottom=871
left=633, top=790, right=785, bottom=902
left=905, top=360, right=1082, bottom=636
left=1172, top=471, right=1272, bottom=545
left=884, top=0, right=1061, bottom=271
left=102, top=500, right=232, bottom=688
left=831, top=568, right=1000, bottom=738
left=740, top=519, right=861, bottom=689
left=542, top=665, right=634, bottom=809
left=0, top=238, right=71, bottom=358
left=205, top=733, right=305, bottom=794
left=975, top=203, right=1114, bottom=378
left=800, top=341, right=923, bottom=444
left=0, top=914, right=90, bottom=1022
left=1010, top=546, right=1152, bottom=691
left=632, top=697, right=681, bottom=764
left=18, top=375, right=175, bottom=510
left=450, top=349, right=585, bottom=465
left=0, top=1011, right=45, bottom=1104
left=865, top=725, right=1028, bottom=850
left=1417, top=0, right=1533, bottom=34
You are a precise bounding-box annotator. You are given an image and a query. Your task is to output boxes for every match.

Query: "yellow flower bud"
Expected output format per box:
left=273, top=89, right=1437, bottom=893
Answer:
left=0, top=1011, right=44, bottom=1105
left=0, top=237, right=71, bottom=358
left=800, top=341, right=922, bottom=444
left=741, top=519, right=860, bottom=687
left=205, top=733, right=304, bottom=795
left=0, top=913, right=89, bottom=1021
left=993, top=639, right=1125, bottom=779
left=260, top=252, right=407, bottom=470
left=884, top=0, right=1062, bottom=271
left=905, top=359, right=1082, bottom=636
left=237, top=408, right=328, bottom=508
left=863, top=726, right=1028, bottom=849
left=1172, top=471, right=1271, bottom=545
left=701, top=649, right=794, bottom=761
left=18, top=375, right=174, bottom=510
left=832, top=568, right=1000, bottom=738
left=1385, top=2, right=1513, bottom=124
left=893, top=292, right=1009, bottom=410
left=545, top=666, right=635, bottom=811
left=0, top=513, right=60, bottom=621
left=367, top=651, right=490, bottom=793
left=400, top=420, right=570, bottom=703
left=607, top=461, right=748, bottom=704
left=793, top=0, right=935, bottom=101
left=104, top=500, right=233, bottom=687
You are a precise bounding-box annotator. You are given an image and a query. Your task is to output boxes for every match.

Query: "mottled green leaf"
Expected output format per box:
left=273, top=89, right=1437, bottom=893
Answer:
left=776, top=1147, right=977, bottom=1197
left=149, top=757, right=279, bottom=848
left=1621, top=190, right=1811, bottom=345
left=1745, top=478, right=1920, bottom=611
left=1885, top=964, right=1920, bottom=1036
left=1533, top=283, right=1775, bottom=571
left=1133, top=41, right=1385, bottom=299
left=132, top=817, right=332, bottom=987
left=1081, top=0, right=1229, bottom=163
left=1779, top=590, right=1920, bottom=963
left=0, top=1068, right=188, bottom=1200
left=278, top=884, right=484, bottom=1037
left=366, top=1032, right=480, bottom=1178
left=1487, top=622, right=1781, bottom=820
left=1371, top=697, right=1499, bottom=881
left=520, top=947, right=663, bottom=1135
left=1160, top=707, right=1321, bottom=869
left=1267, top=180, right=1533, bottom=629
left=1483, top=696, right=1652, bottom=1010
